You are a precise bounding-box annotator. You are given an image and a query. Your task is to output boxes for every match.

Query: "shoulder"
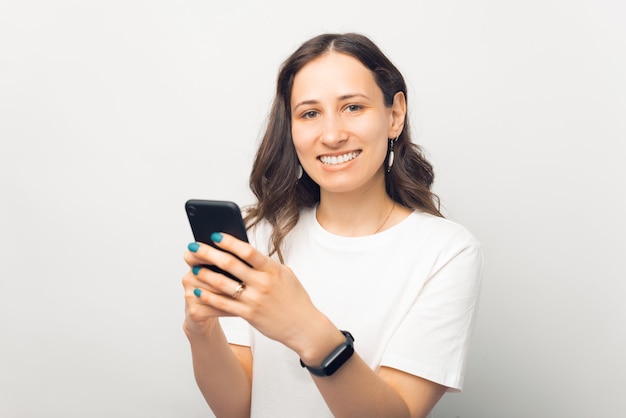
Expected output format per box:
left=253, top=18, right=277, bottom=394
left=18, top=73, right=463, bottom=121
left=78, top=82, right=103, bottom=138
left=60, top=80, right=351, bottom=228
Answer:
left=394, top=211, right=482, bottom=270
left=404, top=211, right=479, bottom=247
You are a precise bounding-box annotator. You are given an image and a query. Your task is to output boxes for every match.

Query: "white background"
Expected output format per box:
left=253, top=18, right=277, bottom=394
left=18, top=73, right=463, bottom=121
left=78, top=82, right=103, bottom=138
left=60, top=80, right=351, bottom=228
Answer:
left=1, top=1, right=624, bottom=417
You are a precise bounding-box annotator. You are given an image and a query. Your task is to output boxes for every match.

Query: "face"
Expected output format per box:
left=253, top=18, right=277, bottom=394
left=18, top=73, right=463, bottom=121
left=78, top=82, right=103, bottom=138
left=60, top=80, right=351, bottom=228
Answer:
left=290, top=52, right=403, bottom=198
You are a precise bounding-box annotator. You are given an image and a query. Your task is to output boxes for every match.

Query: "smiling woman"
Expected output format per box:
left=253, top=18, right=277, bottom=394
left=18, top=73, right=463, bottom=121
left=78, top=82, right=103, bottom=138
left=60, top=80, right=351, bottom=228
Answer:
left=181, top=33, right=483, bottom=418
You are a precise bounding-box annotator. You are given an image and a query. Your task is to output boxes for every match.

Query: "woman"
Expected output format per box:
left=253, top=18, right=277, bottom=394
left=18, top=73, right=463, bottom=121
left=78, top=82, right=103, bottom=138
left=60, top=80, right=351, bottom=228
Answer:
left=183, top=33, right=482, bottom=418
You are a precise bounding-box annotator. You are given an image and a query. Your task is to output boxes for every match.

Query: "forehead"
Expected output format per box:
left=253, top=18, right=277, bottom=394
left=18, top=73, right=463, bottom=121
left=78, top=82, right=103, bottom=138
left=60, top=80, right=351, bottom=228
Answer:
left=291, top=52, right=381, bottom=101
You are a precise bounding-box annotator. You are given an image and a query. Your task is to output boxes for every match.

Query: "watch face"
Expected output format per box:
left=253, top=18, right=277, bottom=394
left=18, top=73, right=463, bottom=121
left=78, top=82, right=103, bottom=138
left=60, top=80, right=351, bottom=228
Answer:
left=322, top=344, right=354, bottom=376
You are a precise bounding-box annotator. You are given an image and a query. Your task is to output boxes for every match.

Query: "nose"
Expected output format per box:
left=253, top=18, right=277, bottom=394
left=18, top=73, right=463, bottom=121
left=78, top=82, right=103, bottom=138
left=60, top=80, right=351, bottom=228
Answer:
left=320, top=113, right=347, bottom=147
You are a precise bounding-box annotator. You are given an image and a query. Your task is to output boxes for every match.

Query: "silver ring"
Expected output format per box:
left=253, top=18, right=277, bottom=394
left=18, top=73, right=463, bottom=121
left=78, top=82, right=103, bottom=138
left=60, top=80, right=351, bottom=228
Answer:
left=232, top=282, right=246, bottom=300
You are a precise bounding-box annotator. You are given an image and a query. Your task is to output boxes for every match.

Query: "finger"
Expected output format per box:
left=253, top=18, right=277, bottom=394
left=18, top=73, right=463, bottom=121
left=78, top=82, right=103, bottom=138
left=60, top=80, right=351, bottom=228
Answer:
left=185, top=241, right=243, bottom=269
left=190, top=263, right=249, bottom=302
left=183, top=272, right=237, bottom=317
left=189, top=280, right=247, bottom=316
left=183, top=242, right=220, bottom=267
left=182, top=269, right=220, bottom=296
left=210, top=232, right=273, bottom=272
left=185, top=290, right=232, bottom=319
left=188, top=240, right=256, bottom=285
left=190, top=265, right=242, bottom=297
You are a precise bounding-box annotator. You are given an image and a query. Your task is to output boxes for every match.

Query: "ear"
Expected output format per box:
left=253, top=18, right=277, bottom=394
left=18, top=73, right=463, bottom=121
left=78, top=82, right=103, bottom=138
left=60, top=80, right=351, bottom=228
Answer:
left=388, top=91, right=407, bottom=138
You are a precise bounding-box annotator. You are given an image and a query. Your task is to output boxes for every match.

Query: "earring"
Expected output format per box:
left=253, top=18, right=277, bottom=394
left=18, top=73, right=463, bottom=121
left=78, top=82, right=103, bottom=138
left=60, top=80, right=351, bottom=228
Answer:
left=387, top=137, right=398, bottom=172
left=296, top=164, right=303, bottom=180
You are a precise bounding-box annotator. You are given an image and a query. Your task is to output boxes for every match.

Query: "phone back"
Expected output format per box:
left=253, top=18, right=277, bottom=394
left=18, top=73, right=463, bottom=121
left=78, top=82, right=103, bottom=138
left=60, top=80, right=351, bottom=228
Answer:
left=185, top=199, right=249, bottom=282
left=185, top=199, right=249, bottom=246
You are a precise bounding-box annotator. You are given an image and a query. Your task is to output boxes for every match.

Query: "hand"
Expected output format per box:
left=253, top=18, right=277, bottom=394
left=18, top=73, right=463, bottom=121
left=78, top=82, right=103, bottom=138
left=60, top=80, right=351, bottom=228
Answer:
left=181, top=265, right=230, bottom=337
left=183, top=233, right=332, bottom=355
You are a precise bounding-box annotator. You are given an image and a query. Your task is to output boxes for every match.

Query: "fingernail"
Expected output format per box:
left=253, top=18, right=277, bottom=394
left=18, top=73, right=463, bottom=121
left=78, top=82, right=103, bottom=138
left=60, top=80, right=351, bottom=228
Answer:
left=188, top=242, right=200, bottom=252
left=192, top=266, right=201, bottom=275
left=211, top=232, right=223, bottom=243
left=193, top=288, right=202, bottom=297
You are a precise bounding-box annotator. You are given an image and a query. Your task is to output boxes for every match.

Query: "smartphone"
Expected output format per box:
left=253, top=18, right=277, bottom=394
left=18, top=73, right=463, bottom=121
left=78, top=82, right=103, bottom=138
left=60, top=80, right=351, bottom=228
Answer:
left=185, top=199, right=249, bottom=282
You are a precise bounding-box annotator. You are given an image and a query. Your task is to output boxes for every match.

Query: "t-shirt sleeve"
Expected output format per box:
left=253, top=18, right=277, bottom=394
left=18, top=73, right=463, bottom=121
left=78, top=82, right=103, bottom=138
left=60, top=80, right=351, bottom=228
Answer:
left=220, top=317, right=252, bottom=346
left=380, top=235, right=483, bottom=392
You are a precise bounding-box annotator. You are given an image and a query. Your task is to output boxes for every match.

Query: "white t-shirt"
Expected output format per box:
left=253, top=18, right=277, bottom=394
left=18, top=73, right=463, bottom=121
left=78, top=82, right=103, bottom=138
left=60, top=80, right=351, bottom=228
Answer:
left=220, top=207, right=483, bottom=418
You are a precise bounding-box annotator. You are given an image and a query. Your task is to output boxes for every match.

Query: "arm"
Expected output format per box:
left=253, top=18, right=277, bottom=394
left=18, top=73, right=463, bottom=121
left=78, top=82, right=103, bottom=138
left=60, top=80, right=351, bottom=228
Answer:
left=182, top=267, right=252, bottom=417
left=316, top=359, right=446, bottom=418
left=185, top=326, right=252, bottom=418
left=295, top=315, right=446, bottom=418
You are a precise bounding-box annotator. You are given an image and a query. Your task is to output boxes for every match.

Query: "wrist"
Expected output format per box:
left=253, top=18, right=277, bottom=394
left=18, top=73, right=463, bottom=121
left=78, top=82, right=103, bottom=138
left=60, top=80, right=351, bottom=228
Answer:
left=295, top=318, right=348, bottom=366
left=183, top=318, right=220, bottom=341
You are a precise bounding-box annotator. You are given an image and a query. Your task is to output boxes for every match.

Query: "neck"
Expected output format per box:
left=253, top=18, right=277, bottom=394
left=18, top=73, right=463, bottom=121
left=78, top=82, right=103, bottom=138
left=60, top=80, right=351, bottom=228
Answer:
left=316, top=189, right=395, bottom=237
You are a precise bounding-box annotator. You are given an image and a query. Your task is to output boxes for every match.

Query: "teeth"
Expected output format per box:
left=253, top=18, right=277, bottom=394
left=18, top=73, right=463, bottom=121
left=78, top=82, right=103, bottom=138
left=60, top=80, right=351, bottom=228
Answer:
left=320, top=151, right=360, bottom=165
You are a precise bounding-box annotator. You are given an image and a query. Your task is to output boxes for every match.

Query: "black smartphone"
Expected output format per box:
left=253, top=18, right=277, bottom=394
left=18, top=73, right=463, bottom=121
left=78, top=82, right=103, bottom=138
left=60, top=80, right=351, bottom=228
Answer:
left=185, top=199, right=249, bottom=282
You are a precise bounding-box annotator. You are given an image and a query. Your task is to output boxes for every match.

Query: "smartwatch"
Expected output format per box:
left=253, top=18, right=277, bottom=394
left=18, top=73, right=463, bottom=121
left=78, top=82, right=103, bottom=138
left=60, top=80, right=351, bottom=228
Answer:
left=300, top=330, right=355, bottom=377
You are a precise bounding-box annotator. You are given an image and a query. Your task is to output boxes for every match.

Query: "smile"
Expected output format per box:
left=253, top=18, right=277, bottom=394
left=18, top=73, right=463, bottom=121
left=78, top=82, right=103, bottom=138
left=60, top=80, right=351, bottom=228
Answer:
left=319, top=151, right=361, bottom=165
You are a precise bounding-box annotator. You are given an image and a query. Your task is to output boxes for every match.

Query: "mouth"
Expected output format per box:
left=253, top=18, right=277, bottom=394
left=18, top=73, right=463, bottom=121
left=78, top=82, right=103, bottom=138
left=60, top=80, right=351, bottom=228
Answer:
left=318, top=150, right=361, bottom=166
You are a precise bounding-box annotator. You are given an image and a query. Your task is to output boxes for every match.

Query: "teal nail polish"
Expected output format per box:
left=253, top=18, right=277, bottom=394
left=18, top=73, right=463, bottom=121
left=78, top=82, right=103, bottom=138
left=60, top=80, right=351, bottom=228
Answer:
left=193, top=288, right=201, bottom=297
left=211, top=232, right=223, bottom=243
left=192, top=266, right=201, bottom=275
left=188, top=242, right=200, bottom=252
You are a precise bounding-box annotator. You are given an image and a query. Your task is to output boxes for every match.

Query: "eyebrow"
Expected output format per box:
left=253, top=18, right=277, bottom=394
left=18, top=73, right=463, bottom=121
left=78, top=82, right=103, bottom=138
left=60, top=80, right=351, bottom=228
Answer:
left=292, top=93, right=371, bottom=112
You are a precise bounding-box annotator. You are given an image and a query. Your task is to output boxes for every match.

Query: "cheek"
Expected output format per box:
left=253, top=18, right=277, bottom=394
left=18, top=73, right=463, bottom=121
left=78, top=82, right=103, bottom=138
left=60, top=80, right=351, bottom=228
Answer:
left=291, top=136, right=308, bottom=166
left=356, top=120, right=389, bottom=153
left=294, top=148, right=314, bottom=173
left=291, top=125, right=314, bottom=155
left=291, top=122, right=311, bottom=141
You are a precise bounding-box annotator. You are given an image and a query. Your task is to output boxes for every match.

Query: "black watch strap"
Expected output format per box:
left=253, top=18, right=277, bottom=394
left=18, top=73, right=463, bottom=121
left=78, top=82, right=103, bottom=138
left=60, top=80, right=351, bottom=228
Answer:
left=300, top=330, right=355, bottom=377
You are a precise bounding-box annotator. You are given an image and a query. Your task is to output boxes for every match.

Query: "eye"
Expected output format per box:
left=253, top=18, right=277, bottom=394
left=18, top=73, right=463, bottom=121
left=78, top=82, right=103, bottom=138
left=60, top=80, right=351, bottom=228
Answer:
left=301, top=110, right=319, bottom=119
left=344, top=104, right=362, bottom=113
